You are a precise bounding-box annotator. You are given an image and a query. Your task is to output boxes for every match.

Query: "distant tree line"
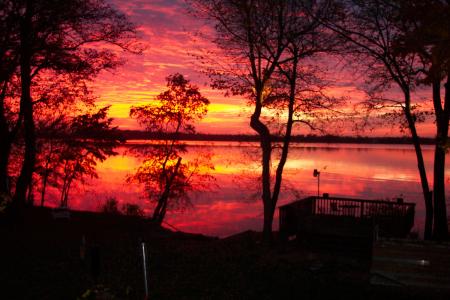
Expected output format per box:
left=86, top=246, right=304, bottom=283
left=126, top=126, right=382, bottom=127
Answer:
left=119, top=130, right=436, bottom=145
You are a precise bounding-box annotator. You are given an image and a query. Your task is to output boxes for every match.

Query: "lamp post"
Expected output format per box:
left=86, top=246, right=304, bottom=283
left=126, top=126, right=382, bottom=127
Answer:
left=313, top=169, right=320, bottom=197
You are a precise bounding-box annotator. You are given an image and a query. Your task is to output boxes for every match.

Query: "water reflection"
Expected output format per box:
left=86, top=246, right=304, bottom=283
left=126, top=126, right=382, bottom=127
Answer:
left=44, top=141, right=449, bottom=237
left=126, top=141, right=215, bottom=225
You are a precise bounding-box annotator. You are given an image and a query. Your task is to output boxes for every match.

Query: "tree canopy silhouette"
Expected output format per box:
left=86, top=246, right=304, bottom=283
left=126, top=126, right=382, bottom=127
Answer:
left=129, top=74, right=214, bottom=225
left=190, top=0, right=341, bottom=242
left=397, top=0, right=449, bottom=240
left=0, top=0, right=139, bottom=210
left=323, top=0, right=449, bottom=240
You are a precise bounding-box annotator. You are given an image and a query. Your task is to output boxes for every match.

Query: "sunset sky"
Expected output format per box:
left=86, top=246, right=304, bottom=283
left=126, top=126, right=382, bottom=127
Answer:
left=91, top=0, right=435, bottom=136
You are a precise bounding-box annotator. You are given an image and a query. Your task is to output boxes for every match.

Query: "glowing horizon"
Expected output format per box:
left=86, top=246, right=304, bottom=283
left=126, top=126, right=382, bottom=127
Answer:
left=91, top=0, right=436, bottom=137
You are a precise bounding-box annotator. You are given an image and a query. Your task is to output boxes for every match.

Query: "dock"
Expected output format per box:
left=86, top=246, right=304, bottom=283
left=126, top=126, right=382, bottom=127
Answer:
left=279, top=195, right=416, bottom=262
left=279, top=195, right=416, bottom=240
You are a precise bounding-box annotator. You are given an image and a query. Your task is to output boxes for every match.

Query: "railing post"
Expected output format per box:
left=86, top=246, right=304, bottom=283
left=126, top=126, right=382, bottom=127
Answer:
left=360, top=201, right=364, bottom=218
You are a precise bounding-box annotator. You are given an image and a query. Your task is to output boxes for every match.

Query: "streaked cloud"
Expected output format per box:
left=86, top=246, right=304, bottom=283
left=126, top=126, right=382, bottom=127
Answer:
left=91, top=0, right=436, bottom=136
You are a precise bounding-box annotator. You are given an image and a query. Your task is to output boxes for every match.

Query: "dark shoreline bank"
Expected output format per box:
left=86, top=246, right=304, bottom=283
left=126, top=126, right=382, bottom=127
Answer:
left=1, top=207, right=449, bottom=299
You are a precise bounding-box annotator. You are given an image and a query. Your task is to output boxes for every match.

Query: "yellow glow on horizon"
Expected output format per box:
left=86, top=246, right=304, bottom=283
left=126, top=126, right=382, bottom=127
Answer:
left=97, top=154, right=140, bottom=171
left=96, top=97, right=246, bottom=126
left=208, top=103, right=243, bottom=112
left=95, top=103, right=135, bottom=118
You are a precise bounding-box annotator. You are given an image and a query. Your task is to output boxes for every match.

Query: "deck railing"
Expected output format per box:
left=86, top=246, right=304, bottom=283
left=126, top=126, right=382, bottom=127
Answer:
left=279, top=196, right=416, bottom=239
left=312, top=196, right=415, bottom=219
left=280, top=196, right=415, bottom=229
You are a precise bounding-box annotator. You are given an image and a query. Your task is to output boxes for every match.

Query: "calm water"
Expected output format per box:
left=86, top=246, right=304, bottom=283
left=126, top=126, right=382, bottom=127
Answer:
left=43, top=141, right=450, bottom=237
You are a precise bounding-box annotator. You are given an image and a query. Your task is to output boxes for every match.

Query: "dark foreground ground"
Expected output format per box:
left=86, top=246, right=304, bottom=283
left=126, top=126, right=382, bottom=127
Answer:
left=1, top=207, right=449, bottom=300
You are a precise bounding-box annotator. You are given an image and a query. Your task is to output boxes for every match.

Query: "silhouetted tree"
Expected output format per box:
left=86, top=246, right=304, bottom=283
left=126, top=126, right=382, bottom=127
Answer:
left=101, top=197, right=120, bottom=215
left=100, top=199, right=144, bottom=216
left=33, top=73, right=97, bottom=206
left=1, top=0, right=139, bottom=209
left=122, top=203, right=144, bottom=217
left=396, top=0, right=450, bottom=240
left=129, top=74, right=214, bottom=225
left=0, top=1, right=21, bottom=198
left=57, top=107, right=122, bottom=207
left=190, top=0, right=339, bottom=242
left=322, top=0, right=447, bottom=239
left=35, top=138, right=61, bottom=207
left=0, top=77, right=21, bottom=200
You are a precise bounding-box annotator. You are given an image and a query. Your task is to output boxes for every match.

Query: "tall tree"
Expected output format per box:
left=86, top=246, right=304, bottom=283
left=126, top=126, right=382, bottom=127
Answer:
left=30, top=69, right=97, bottom=206
left=191, top=0, right=338, bottom=242
left=129, top=74, right=213, bottom=225
left=0, top=1, right=21, bottom=198
left=396, top=0, right=450, bottom=240
left=3, top=0, right=139, bottom=208
left=321, top=0, right=437, bottom=239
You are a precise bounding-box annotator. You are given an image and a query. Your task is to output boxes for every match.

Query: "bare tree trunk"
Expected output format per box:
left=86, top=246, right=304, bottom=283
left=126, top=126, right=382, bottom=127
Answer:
left=40, top=169, right=49, bottom=207
left=40, top=141, right=54, bottom=207
left=61, top=177, right=73, bottom=208
left=432, top=79, right=449, bottom=240
left=153, top=157, right=182, bottom=225
left=152, top=194, right=165, bottom=223
left=14, top=1, right=36, bottom=207
left=260, top=140, right=273, bottom=242
left=262, top=200, right=275, bottom=242
left=272, top=50, right=298, bottom=208
left=27, top=177, right=34, bottom=205
left=404, top=91, right=434, bottom=239
left=60, top=165, right=76, bottom=208
left=433, top=139, right=448, bottom=240
left=269, top=52, right=298, bottom=243
left=157, top=197, right=169, bottom=225
left=250, top=93, right=274, bottom=243
left=0, top=83, right=12, bottom=196
left=0, top=137, right=12, bottom=196
left=0, top=80, right=24, bottom=197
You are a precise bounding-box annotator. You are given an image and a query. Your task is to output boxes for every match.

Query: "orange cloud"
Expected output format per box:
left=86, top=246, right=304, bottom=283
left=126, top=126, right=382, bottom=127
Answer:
left=91, top=0, right=437, bottom=137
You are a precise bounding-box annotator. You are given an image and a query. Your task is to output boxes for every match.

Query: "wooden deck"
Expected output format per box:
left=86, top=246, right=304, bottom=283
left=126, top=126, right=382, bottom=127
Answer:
left=279, top=196, right=416, bottom=240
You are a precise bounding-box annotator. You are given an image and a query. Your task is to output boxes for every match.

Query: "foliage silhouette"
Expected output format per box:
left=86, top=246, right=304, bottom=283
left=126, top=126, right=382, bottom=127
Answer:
left=322, top=0, right=449, bottom=239
left=190, top=0, right=341, bottom=242
left=128, top=74, right=214, bottom=225
left=0, top=0, right=140, bottom=210
left=35, top=106, right=123, bottom=208
left=397, top=0, right=450, bottom=240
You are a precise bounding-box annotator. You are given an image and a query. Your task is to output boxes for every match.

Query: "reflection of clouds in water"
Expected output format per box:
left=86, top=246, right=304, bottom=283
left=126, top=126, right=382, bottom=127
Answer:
left=60, top=142, right=449, bottom=237
left=166, top=201, right=263, bottom=238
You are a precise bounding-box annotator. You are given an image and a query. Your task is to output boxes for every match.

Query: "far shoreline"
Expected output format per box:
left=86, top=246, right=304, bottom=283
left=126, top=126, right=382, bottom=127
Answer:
left=118, top=130, right=436, bottom=145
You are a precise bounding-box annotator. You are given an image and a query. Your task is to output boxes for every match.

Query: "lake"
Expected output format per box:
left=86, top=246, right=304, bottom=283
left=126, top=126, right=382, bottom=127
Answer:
left=42, top=141, right=450, bottom=238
